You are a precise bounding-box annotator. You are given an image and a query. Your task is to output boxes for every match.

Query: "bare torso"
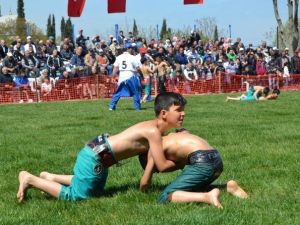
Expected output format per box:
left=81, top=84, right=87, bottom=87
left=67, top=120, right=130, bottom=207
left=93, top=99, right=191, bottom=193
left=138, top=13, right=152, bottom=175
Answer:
left=107, top=120, right=163, bottom=161
left=162, top=132, right=214, bottom=167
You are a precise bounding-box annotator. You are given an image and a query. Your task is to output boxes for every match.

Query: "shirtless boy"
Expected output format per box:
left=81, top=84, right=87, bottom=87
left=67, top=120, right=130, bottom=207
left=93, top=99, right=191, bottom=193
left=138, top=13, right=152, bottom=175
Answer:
left=139, top=129, right=248, bottom=208
left=17, top=92, right=186, bottom=202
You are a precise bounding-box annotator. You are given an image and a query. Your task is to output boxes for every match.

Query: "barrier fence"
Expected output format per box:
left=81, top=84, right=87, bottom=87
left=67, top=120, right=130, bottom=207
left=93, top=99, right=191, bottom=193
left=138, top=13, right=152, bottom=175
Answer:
left=1, top=73, right=300, bottom=104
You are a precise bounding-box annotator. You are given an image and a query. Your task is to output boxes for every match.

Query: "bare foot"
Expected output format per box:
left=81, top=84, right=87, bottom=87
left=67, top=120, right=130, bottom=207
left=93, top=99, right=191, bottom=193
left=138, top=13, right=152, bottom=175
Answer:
left=208, top=188, right=223, bottom=209
left=227, top=180, right=248, bottom=199
left=17, top=171, right=31, bottom=202
left=39, top=171, right=53, bottom=181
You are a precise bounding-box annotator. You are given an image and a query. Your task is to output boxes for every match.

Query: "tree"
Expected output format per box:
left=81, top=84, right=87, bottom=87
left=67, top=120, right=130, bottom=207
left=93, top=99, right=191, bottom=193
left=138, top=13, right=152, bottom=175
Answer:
left=65, top=18, right=73, bottom=41
left=60, top=17, right=66, bottom=41
left=273, top=0, right=299, bottom=51
left=160, top=18, right=168, bottom=40
left=132, top=19, right=138, bottom=37
left=46, top=15, right=52, bottom=37
left=17, top=0, right=25, bottom=18
left=52, top=14, right=56, bottom=41
left=195, top=17, right=218, bottom=40
left=16, top=0, right=26, bottom=39
left=213, top=25, right=219, bottom=42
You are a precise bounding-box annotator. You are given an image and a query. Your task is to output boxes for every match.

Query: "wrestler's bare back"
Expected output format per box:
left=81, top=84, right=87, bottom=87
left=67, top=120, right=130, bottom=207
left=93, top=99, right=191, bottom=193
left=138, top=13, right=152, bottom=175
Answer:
left=162, top=132, right=214, bottom=167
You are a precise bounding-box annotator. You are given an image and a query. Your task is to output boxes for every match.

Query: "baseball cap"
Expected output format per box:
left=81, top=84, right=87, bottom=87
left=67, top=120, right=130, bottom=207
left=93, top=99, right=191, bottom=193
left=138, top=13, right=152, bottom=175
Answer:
left=7, top=52, right=13, bottom=57
left=26, top=36, right=32, bottom=40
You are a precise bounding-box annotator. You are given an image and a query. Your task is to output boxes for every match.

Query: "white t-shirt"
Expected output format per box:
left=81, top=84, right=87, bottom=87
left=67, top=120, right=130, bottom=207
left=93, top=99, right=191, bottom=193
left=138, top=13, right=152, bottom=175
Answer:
left=114, top=52, right=141, bottom=84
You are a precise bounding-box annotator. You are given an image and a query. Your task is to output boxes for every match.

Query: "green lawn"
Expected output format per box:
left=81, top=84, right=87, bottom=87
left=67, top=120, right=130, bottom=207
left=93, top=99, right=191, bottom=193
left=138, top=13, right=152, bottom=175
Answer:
left=0, top=92, right=299, bottom=225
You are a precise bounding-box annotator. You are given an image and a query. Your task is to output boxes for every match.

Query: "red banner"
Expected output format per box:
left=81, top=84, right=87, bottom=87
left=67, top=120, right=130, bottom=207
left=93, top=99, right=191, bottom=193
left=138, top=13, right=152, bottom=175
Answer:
left=68, top=0, right=86, bottom=17
left=184, top=0, right=204, bottom=4
left=108, top=0, right=126, bottom=13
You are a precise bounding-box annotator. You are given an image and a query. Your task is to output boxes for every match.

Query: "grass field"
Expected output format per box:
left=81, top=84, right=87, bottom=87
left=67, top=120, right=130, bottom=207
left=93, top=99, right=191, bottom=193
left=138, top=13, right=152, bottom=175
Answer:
left=0, top=92, right=299, bottom=225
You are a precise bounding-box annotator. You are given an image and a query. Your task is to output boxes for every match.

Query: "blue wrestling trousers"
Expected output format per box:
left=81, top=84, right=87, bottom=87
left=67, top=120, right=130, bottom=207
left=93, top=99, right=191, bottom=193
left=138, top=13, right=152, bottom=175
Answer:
left=109, top=75, right=141, bottom=111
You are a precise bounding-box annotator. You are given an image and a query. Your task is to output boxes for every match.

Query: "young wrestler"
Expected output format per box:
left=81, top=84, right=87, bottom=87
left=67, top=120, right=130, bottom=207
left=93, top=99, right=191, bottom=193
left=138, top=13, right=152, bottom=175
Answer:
left=226, top=81, right=270, bottom=101
left=17, top=92, right=186, bottom=202
left=140, top=58, right=155, bottom=103
left=139, top=129, right=248, bottom=208
left=156, top=54, right=170, bottom=93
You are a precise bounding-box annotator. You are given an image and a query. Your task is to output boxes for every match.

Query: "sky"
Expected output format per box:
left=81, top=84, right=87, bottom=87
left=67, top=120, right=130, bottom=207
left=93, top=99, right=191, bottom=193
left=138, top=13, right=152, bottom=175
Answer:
left=0, top=0, right=290, bottom=46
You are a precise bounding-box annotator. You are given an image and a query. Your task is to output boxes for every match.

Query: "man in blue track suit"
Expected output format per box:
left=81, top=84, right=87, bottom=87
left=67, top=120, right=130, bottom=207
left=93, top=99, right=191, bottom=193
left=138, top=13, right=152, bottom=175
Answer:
left=109, top=43, right=142, bottom=111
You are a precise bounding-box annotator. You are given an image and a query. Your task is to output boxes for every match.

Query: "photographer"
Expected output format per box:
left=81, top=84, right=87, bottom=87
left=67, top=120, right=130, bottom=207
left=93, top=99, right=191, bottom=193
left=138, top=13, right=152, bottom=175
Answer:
left=76, top=29, right=89, bottom=55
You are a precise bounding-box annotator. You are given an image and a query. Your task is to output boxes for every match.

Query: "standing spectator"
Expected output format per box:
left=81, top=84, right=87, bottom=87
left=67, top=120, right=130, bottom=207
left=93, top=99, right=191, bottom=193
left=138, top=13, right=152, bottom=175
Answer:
left=117, top=30, right=125, bottom=45
left=256, top=58, right=267, bottom=75
left=225, top=59, right=237, bottom=85
left=109, top=43, right=142, bottom=111
left=291, top=50, right=300, bottom=74
left=0, top=39, right=9, bottom=60
left=92, top=35, right=101, bottom=46
left=175, top=47, right=188, bottom=75
left=247, top=52, right=256, bottom=75
left=76, top=29, right=88, bottom=55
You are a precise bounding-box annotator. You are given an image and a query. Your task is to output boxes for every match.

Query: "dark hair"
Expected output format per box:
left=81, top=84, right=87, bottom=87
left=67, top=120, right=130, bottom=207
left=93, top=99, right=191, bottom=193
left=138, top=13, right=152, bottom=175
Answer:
left=140, top=57, right=147, bottom=64
left=154, top=92, right=187, bottom=117
left=272, top=88, right=280, bottom=95
left=263, top=87, right=270, bottom=96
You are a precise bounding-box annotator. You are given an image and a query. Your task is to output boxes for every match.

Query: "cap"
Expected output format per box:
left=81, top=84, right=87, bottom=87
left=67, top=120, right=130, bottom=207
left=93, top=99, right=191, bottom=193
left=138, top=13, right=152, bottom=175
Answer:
left=113, top=37, right=117, bottom=41
left=26, top=36, right=32, bottom=40
left=239, top=48, right=244, bottom=51
left=217, top=59, right=222, bottom=63
left=139, top=47, right=146, bottom=54
left=124, top=43, right=133, bottom=49
left=285, top=47, right=289, bottom=50
left=273, top=47, right=278, bottom=50
left=109, top=34, right=113, bottom=38
left=7, top=52, right=13, bottom=57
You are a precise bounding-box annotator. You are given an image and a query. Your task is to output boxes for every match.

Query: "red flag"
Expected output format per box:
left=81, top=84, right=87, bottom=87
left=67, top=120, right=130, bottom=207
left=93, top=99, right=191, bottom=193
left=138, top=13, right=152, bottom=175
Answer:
left=184, top=0, right=204, bottom=4
left=108, top=0, right=126, bottom=13
left=68, top=0, right=86, bottom=17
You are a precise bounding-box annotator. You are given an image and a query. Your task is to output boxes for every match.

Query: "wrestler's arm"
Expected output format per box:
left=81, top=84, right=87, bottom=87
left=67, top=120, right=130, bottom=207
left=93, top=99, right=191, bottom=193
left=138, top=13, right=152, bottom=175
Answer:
left=147, top=130, right=176, bottom=172
left=139, top=153, right=155, bottom=192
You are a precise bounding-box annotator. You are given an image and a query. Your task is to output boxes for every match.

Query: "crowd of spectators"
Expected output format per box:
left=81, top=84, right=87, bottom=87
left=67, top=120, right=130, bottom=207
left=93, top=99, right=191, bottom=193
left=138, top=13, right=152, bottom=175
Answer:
left=1, top=28, right=300, bottom=102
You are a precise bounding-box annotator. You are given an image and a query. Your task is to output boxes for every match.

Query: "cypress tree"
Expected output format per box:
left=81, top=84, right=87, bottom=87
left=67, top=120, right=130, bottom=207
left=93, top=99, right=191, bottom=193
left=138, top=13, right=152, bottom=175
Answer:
left=213, top=25, right=219, bottom=42
left=52, top=14, right=56, bottom=41
left=46, top=14, right=51, bottom=37
left=60, top=17, right=66, bottom=40
left=160, top=18, right=167, bottom=40
left=16, top=0, right=26, bottom=39
left=132, top=19, right=138, bottom=37
left=65, top=18, right=73, bottom=41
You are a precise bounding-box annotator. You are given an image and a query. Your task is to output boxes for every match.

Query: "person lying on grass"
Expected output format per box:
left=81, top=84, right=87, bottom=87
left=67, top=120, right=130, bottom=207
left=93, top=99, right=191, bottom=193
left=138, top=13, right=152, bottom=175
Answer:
left=226, top=81, right=270, bottom=102
left=139, top=128, right=248, bottom=209
left=17, top=92, right=186, bottom=202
